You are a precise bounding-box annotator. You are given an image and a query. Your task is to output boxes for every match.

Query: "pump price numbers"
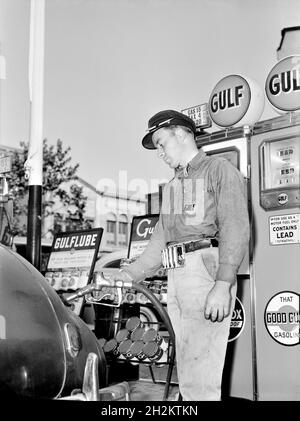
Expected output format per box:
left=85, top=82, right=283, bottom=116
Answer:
left=181, top=103, right=212, bottom=129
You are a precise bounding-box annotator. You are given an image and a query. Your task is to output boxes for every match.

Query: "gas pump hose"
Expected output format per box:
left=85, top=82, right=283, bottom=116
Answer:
left=131, top=281, right=176, bottom=401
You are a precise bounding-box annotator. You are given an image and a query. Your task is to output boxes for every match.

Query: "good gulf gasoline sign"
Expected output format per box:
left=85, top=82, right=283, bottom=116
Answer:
left=208, top=74, right=264, bottom=128
left=265, top=291, right=300, bottom=346
left=265, top=55, right=300, bottom=112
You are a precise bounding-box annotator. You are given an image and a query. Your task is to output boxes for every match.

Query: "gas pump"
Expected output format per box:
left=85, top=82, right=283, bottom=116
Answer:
left=183, top=45, right=300, bottom=400
left=249, top=53, right=300, bottom=400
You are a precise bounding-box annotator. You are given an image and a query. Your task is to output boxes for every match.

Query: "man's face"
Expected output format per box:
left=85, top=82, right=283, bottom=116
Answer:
left=152, top=127, right=184, bottom=169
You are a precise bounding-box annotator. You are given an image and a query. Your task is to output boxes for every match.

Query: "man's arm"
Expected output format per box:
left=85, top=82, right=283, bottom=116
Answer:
left=205, top=159, right=250, bottom=322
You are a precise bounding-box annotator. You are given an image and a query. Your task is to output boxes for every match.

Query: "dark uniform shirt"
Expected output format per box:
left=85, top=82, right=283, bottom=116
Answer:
left=124, top=149, right=250, bottom=284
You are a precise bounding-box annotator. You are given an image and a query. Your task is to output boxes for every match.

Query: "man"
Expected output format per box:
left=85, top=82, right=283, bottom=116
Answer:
left=113, top=110, right=249, bottom=400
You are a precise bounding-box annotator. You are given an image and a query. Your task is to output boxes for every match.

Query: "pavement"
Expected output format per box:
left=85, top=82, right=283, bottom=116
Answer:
left=129, top=363, right=179, bottom=401
left=128, top=380, right=179, bottom=401
left=106, top=360, right=179, bottom=401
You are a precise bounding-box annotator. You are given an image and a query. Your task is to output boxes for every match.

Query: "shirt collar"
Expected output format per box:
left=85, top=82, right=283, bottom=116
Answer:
left=175, top=149, right=206, bottom=178
left=188, top=149, right=206, bottom=170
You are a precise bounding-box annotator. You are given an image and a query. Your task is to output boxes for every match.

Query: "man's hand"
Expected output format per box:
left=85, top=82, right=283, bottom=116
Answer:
left=109, top=270, right=133, bottom=285
left=204, top=281, right=233, bottom=322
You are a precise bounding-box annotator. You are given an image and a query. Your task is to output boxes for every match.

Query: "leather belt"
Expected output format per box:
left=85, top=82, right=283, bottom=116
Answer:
left=183, top=238, right=218, bottom=253
left=162, top=238, right=218, bottom=270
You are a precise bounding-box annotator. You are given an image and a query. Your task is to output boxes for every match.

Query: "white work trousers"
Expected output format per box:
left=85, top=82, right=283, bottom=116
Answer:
left=167, top=247, right=236, bottom=401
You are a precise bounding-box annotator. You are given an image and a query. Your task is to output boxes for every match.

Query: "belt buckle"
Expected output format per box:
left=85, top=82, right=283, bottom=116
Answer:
left=173, top=243, right=185, bottom=268
left=161, top=243, right=185, bottom=270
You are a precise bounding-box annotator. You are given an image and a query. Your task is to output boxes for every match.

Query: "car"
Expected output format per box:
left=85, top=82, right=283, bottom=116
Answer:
left=94, top=249, right=128, bottom=275
left=0, top=243, right=108, bottom=399
left=94, top=249, right=168, bottom=330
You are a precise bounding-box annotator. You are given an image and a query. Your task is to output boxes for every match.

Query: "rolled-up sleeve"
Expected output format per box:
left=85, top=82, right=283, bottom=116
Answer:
left=213, top=159, right=250, bottom=284
left=123, top=216, right=166, bottom=282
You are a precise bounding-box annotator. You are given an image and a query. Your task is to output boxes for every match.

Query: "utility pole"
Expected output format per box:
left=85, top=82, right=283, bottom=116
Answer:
left=25, top=0, right=45, bottom=270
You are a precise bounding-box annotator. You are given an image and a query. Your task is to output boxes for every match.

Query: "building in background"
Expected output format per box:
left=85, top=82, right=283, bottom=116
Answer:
left=78, top=178, right=146, bottom=254
left=146, top=183, right=165, bottom=214
left=1, top=145, right=147, bottom=255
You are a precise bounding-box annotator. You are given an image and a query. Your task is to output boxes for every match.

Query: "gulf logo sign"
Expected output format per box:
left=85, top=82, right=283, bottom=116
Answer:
left=265, top=55, right=300, bottom=112
left=209, top=74, right=264, bottom=128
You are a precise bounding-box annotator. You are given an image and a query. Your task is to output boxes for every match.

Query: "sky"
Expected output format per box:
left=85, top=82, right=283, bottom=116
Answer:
left=1, top=0, right=300, bottom=195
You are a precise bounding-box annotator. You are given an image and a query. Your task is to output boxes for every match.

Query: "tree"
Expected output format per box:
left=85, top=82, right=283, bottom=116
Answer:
left=54, top=183, right=93, bottom=233
left=10, top=139, right=91, bottom=236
